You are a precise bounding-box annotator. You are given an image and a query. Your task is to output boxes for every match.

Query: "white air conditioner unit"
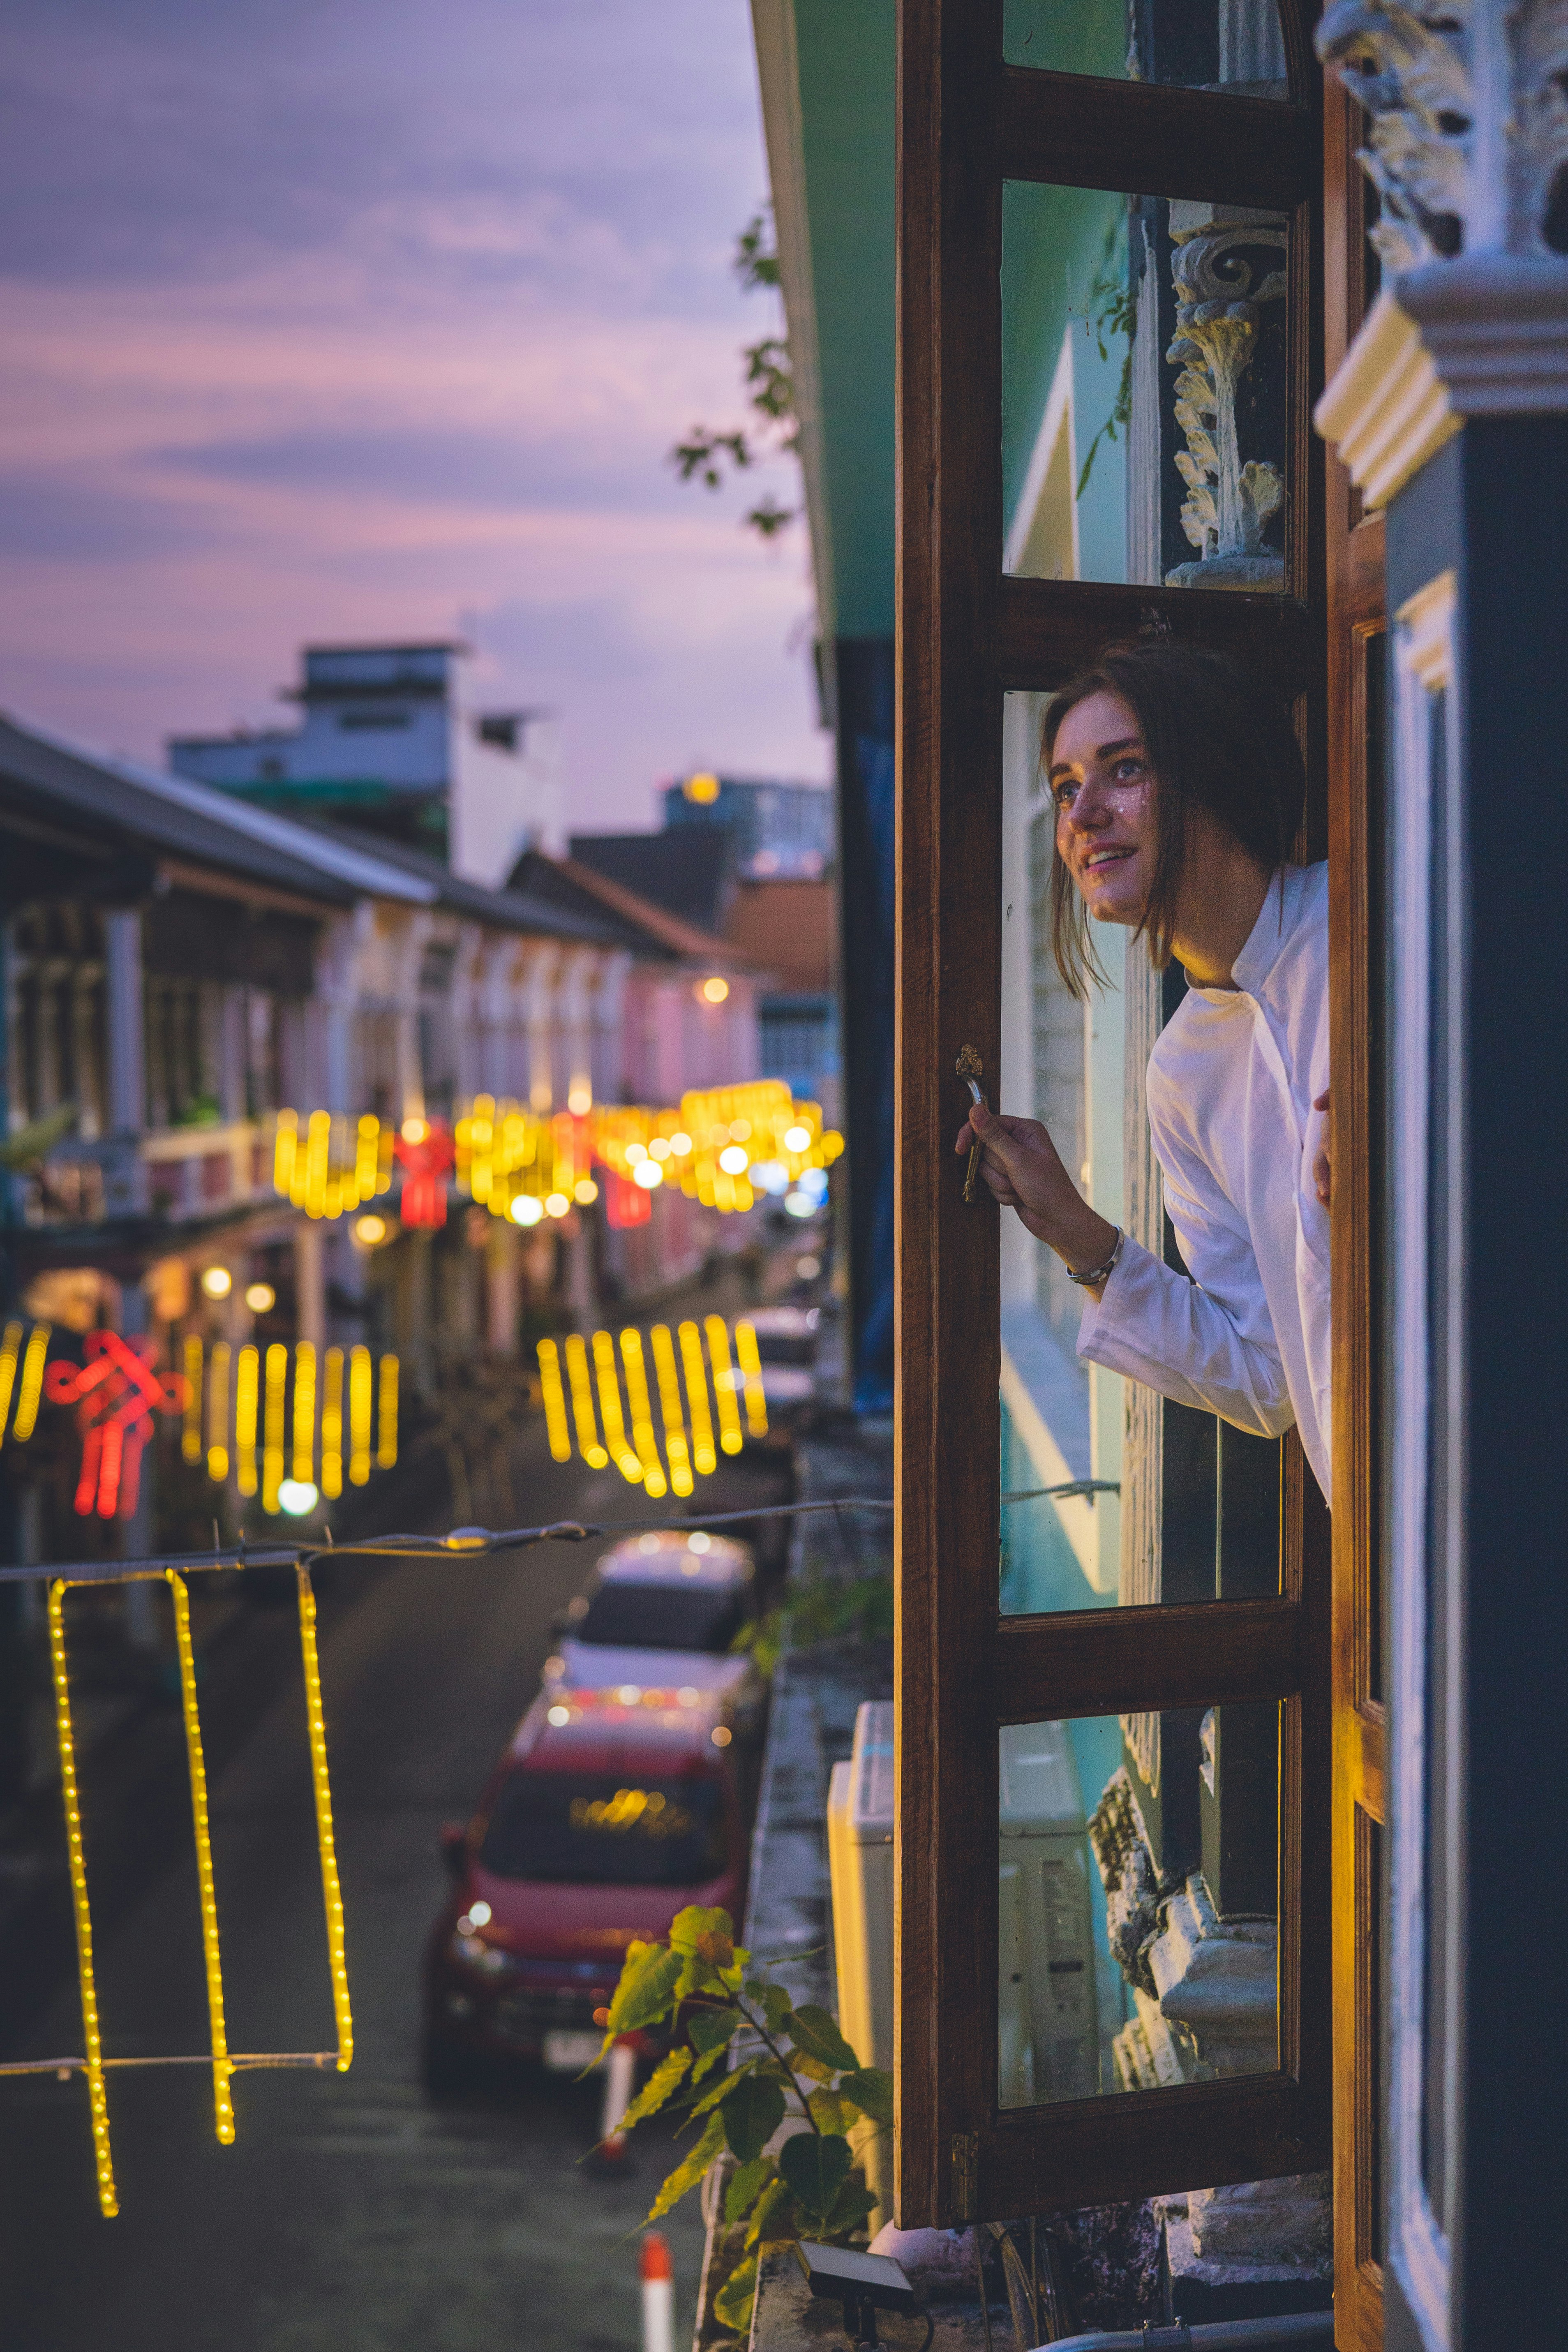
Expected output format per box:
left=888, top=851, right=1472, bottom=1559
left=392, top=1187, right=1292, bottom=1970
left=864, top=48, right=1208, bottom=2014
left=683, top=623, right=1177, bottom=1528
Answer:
left=827, top=1700, right=894, bottom=2228
left=998, top=1719, right=1099, bottom=2106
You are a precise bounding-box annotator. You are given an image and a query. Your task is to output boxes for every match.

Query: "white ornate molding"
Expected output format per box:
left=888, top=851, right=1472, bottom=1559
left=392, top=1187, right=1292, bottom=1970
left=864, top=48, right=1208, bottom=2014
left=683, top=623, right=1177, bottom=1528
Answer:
left=1397, top=250, right=1568, bottom=409
left=1314, top=286, right=1460, bottom=505
left=1164, top=207, right=1288, bottom=587
left=1314, top=2, right=1568, bottom=451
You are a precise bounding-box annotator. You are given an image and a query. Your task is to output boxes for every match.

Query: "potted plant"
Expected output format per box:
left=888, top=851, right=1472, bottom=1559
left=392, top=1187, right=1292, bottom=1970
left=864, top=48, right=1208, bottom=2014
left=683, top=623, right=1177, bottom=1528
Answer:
left=592, top=1904, right=893, bottom=2334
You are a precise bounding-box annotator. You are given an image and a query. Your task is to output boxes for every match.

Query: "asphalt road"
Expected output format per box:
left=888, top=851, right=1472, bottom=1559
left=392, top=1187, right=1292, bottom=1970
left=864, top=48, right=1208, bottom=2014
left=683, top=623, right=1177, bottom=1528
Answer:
left=0, top=1384, right=792, bottom=2350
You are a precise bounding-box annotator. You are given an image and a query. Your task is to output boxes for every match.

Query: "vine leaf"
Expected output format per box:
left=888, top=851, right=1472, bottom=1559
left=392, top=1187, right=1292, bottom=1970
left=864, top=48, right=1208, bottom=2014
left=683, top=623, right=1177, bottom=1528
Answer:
left=613, top=2047, right=691, bottom=2133
left=787, top=2005, right=860, bottom=2072
left=777, top=2130, right=853, bottom=2224
left=646, top=2110, right=725, bottom=2225
left=724, top=2154, right=776, bottom=2223
left=720, top=2073, right=786, bottom=2164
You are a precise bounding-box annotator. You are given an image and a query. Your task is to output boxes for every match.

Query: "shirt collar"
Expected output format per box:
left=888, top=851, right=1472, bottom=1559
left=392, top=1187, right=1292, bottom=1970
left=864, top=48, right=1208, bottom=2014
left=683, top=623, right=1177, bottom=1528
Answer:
left=1225, top=864, right=1309, bottom=1000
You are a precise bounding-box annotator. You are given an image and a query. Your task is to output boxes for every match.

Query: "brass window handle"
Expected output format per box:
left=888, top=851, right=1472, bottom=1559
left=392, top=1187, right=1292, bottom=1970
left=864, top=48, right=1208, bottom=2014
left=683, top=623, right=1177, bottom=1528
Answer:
left=956, top=1048, right=986, bottom=1203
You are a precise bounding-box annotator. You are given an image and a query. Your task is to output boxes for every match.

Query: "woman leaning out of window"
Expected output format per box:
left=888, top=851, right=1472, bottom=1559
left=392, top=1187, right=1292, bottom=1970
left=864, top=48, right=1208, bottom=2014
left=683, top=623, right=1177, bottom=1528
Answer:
left=957, top=642, right=1332, bottom=1501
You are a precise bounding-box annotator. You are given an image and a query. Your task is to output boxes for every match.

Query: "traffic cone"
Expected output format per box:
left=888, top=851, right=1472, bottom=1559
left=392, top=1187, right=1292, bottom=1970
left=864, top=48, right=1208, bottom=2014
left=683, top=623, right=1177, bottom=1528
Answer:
left=641, top=2230, right=674, bottom=2352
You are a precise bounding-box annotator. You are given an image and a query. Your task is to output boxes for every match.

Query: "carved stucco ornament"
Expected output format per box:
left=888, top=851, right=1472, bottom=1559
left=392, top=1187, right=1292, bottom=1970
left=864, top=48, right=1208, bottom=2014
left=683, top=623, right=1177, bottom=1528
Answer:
left=1317, top=0, right=1568, bottom=264
left=1164, top=214, right=1288, bottom=589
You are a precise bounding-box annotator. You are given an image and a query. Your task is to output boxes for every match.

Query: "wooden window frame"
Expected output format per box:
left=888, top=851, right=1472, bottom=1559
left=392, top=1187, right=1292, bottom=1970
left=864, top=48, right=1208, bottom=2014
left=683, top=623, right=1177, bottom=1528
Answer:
left=894, top=0, right=1332, bottom=2227
left=1324, top=63, right=1388, bottom=2352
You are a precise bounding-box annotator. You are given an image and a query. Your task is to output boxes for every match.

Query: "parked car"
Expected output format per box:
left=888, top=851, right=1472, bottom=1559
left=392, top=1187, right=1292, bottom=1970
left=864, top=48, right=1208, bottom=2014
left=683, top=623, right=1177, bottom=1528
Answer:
left=545, top=1528, right=765, bottom=1737
left=422, top=1687, right=747, bottom=2091
left=738, top=1304, right=820, bottom=1405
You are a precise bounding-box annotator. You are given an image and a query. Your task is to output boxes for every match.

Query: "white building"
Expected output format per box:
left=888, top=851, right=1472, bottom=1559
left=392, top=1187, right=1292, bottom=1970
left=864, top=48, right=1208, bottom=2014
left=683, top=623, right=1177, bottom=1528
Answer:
left=169, top=642, right=563, bottom=888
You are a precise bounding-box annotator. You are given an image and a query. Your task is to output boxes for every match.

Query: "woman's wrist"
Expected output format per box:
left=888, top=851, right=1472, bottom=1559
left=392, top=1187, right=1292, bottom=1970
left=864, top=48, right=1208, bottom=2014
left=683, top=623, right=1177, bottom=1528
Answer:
left=1043, top=1202, right=1119, bottom=1280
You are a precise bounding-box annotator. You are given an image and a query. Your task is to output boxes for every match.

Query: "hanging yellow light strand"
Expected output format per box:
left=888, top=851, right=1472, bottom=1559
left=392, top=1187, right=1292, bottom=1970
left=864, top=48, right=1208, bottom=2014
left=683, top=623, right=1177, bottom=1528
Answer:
left=292, top=1342, right=316, bottom=1488
left=0, top=1318, right=24, bottom=1444
left=732, top=1319, right=770, bottom=1439
left=207, top=1341, right=231, bottom=1483
left=13, top=1320, right=52, bottom=1442
left=180, top=1336, right=205, bottom=1463
left=376, top=1356, right=398, bottom=1472
left=348, top=1346, right=372, bottom=1486
left=591, top=1330, right=642, bottom=1484
left=678, top=1320, right=717, bottom=1476
left=262, top=1344, right=287, bottom=1515
left=535, top=1339, right=572, bottom=1464
left=295, top=1567, right=352, bottom=2072
left=164, top=1571, right=234, bottom=2145
left=649, top=1324, right=694, bottom=1498
left=235, top=1343, right=259, bottom=1497
left=618, top=1330, right=667, bottom=1499
left=705, top=1316, right=744, bottom=1456
left=321, top=1347, right=344, bottom=1501
left=562, top=1333, right=608, bottom=1469
left=46, top=1581, right=116, bottom=2218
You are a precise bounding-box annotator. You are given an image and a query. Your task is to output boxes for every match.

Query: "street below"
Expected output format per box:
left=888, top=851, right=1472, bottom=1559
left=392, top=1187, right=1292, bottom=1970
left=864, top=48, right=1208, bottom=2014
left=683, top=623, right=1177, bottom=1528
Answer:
left=0, top=1316, right=794, bottom=2351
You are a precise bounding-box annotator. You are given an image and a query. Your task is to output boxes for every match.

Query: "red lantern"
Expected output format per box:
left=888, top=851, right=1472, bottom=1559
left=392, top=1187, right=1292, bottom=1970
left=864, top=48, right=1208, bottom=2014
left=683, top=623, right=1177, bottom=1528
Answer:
left=394, top=1119, right=455, bottom=1229
left=43, top=1331, right=186, bottom=1520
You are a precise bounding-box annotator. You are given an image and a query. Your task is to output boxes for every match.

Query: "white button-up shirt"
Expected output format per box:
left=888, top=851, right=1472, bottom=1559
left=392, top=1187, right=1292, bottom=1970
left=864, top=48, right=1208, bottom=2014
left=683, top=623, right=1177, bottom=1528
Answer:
left=1078, top=861, right=1332, bottom=1499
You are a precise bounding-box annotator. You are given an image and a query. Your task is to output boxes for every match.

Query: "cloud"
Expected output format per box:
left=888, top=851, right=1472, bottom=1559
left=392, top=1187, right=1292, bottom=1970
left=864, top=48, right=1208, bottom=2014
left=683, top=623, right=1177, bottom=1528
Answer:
left=0, top=0, right=827, bottom=827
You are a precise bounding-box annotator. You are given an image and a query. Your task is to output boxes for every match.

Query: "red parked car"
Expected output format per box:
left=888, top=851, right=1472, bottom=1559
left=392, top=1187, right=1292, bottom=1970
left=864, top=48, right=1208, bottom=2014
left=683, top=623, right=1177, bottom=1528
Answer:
left=422, top=1686, right=748, bottom=2092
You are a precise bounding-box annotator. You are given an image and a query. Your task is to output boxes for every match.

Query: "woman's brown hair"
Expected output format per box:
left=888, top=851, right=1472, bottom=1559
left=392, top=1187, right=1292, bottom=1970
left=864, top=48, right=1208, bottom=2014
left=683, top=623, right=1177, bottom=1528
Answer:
left=1043, top=641, right=1306, bottom=998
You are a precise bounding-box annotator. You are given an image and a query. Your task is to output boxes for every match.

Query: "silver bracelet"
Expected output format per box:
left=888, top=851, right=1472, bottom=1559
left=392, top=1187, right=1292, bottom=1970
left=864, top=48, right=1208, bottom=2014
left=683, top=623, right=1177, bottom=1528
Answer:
left=1066, top=1227, right=1123, bottom=1287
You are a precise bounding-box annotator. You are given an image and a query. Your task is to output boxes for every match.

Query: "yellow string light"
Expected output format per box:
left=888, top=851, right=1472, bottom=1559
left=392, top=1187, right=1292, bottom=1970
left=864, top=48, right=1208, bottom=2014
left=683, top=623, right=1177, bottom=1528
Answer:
left=348, top=1346, right=372, bottom=1487
left=321, top=1347, right=344, bottom=1501
left=706, top=1316, right=744, bottom=1456
left=649, top=1324, right=694, bottom=1497
left=534, top=1340, right=572, bottom=1464
left=47, top=1582, right=116, bottom=2217
left=235, top=1344, right=259, bottom=1497
left=618, top=1329, right=667, bottom=1499
left=13, top=1321, right=51, bottom=1442
left=678, top=1320, right=718, bottom=1476
left=292, top=1342, right=316, bottom=1487
left=563, top=1333, right=608, bottom=1469
left=181, top=1334, right=204, bottom=1463
left=164, top=1571, right=234, bottom=2145
left=591, top=1330, right=642, bottom=1484
left=295, top=1568, right=353, bottom=2073
left=376, top=1356, right=398, bottom=1472
left=273, top=1110, right=299, bottom=1199
left=262, top=1343, right=287, bottom=1515
left=733, top=1319, right=769, bottom=1439
left=354, top=1115, right=379, bottom=1204
left=0, top=1318, right=24, bottom=1443
left=207, top=1342, right=231, bottom=1483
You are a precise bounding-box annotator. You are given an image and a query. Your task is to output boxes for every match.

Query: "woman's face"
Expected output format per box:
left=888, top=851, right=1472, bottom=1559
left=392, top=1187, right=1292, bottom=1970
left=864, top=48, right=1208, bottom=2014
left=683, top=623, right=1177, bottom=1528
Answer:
left=1049, top=689, right=1156, bottom=928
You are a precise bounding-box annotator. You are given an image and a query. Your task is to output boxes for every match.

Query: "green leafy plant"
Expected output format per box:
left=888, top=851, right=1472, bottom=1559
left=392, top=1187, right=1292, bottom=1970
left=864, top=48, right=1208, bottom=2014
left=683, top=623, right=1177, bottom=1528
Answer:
left=669, top=208, right=799, bottom=540
left=1074, top=210, right=1137, bottom=499
left=595, top=1904, right=891, bottom=2335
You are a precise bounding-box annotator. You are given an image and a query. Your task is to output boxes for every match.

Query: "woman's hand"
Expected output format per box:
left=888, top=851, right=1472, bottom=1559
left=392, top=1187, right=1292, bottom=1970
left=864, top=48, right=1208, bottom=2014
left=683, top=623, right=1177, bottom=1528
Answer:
left=955, top=1102, right=1118, bottom=1279
left=1312, top=1089, right=1331, bottom=1208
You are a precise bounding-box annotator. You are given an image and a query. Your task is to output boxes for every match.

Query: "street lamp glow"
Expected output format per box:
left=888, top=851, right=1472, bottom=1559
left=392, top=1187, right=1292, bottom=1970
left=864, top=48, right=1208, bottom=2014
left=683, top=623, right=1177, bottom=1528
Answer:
left=783, top=1124, right=811, bottom=1152
left=510, top=1195, right=544, bottom=1226
left=632, top=1160, right=663, bottom=1190
left=700, top=976, right=730, bottom=1005
left=670, top=1132, right=692, bottom=1155
left=200, top=1266, right=232, bottom=1301
left=278, top=1479, right=319, bottom=1516
left=244, top=1282, right=275, bottom=1314
left=545, top=1192, right=570, bottom=1218
left=353, top=1213, right=388, bottom=1246
left=718, top=1145, right=749, bottom=1176
left=574, top=1178, right=599, bottom=1205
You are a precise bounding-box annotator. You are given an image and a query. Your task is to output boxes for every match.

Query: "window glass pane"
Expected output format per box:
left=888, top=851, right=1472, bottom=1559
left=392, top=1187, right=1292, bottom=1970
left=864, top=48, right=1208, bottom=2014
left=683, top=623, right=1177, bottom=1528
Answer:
left=998, top=1704, right=1279, bottom=2109
left=1002, top=184, right=1290, bottom=590
left=995, top=692, right=1282, bottom=1615
left=1004, top=0, right=1290, bottom=98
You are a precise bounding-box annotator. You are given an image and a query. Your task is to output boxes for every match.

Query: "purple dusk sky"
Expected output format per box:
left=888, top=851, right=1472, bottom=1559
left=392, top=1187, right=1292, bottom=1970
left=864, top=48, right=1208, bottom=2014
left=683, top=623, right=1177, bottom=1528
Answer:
left=0, top=0, right=826, bottom=832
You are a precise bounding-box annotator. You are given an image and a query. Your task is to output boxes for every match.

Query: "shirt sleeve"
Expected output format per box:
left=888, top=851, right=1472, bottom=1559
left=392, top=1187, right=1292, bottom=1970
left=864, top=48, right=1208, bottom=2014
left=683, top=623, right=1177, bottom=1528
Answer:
left=1077, top=1107, right=1296, bottom=1440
